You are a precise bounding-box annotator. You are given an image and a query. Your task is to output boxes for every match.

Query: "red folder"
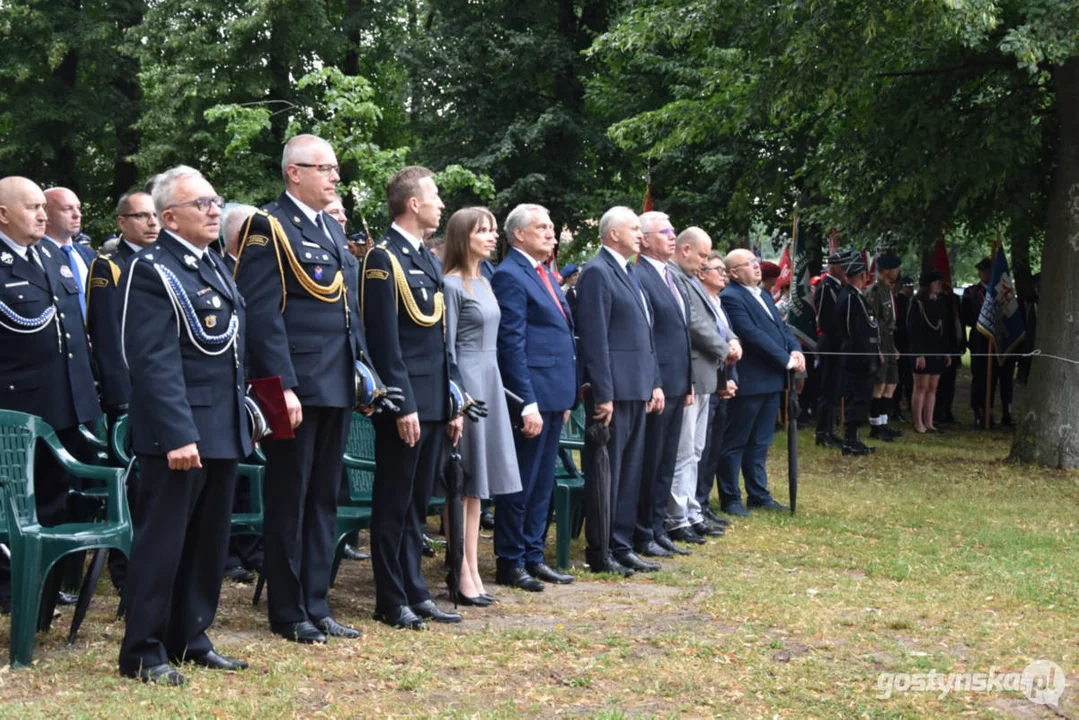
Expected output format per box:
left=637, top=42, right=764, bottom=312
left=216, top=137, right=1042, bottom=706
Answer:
left=247, top=376, right=295, bottom=441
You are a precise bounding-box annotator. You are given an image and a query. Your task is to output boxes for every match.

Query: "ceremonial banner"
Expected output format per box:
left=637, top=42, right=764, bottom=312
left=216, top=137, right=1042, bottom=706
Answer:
left=787, top=217, right=818, bottom=349
left=976, top=246, right=1026, bottom=362
left=773, top=244, right=791, bottom=302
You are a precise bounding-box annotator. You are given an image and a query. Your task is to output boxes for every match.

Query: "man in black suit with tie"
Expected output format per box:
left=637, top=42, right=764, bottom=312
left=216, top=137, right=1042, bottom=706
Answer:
left=235, top=134, right=367, bottom=643
left=362, top=166, right=464, bottom=629
left=576, top=206, right=663, bottom=576
left=0, top=176, right=102, bottom=613
left=718, top=249, right=805, bottom=514
left=42, top=187, right=96, bottom=322
left=630, top=211, right=691, bottom=566
left=118, top=166, right=251, bottom=685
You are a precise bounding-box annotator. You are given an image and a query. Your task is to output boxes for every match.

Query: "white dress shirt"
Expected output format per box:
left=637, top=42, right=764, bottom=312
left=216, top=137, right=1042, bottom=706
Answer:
left=390, top=222, right=424, bottom=253
left=287, top=191, right=333, bottom=242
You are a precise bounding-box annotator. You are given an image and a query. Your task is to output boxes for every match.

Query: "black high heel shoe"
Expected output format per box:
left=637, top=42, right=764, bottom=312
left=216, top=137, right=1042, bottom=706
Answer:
left=446, top=576, right=492, bottom=607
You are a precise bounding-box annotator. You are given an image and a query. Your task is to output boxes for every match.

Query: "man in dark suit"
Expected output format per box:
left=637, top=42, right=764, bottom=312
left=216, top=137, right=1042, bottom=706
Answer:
left=118, top=166, right=251, bottom=685
left=718, top=249, right=805, bottom=514
left=813, top=250, right=851, bottom=449
left=42, top=187, right=95, bottom=321
left=235, top=134, right=366, bottom=643
left=669, top=229, right=739, bottom=538
left=362, top=166, right=464, bottom=629
left=491, top=203, right=577, bottom=591
left=0, top=176, right=102, bottom=613
left=630, top=211, right=691, bottom=566
left=87, top=190, right=160, bottom=590
left=576, top=206, right=663, bottom=576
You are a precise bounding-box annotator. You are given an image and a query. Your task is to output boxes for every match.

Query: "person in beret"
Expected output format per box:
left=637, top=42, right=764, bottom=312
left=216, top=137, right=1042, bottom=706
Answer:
left=833, top=255, right=879, bottom=455
left=759, top=261, right=781, bottom=295
left=560, top=263, right=581, bottom=320
left=865, top=254, right=903, bottom=441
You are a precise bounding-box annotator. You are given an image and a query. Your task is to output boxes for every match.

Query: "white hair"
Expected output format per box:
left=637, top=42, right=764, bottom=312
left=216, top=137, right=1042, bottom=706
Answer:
left=223, top=203, right=258, bottom=254
left=281, top=134, right=331, bottom=179
left=504, top=203, right=548, bottom=244
left=598, top=206, right=636, bottom=243
left=151, top=165, right=205, bottom=215
left=638, top=211, right=670, bottom=235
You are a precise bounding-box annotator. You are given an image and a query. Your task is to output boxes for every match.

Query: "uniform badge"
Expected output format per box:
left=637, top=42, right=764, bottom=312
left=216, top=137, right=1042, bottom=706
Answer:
left=314, top=266, right=323, bottom=280
left=184, top=254, right=198, bottom=268
left=144, top=254, right=154, bottom=261
left=294, top=216, right=302, bottom=224
left=401, top=247, right=409, bottom=255
left=421, top=287, right=428, bottom=302
left=197, top=286, right=212, bottom=296
left=304, top=252, right=312, bottom=260
left=211, top=296, right=222, bottom=309
left=60, top=265, right=74, bottom=278
left=365, top=269, right=389, bottom=281
left=39, top=246, right=51, bottom=258
left=0, top=252, right=11, bottom=265
left=204, top=315, right=217, bottom=328
left=322, top=254, right=330, bottom=261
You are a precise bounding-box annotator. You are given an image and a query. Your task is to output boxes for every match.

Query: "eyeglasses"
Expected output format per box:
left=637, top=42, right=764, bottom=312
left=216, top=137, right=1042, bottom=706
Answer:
left=727, top=258, right=760, bottom=271
left=120, top=212, right=157, bottom=222
left=293, top=163, right=341, bottom=176
left=646, top=228, right=676, bottom=237
left=165, top=196, right=225, bottom=213
left=702, top=265, right=727, bottom=275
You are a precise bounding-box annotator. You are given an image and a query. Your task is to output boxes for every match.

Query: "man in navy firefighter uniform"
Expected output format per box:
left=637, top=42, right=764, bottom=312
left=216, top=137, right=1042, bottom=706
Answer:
left=362, top=166, right=466, bottom=630
left=234, top=135, right=367, bottom=644
left=117, top=166, right=251, bottom=685
left=0, top=176, right=101, bottom=613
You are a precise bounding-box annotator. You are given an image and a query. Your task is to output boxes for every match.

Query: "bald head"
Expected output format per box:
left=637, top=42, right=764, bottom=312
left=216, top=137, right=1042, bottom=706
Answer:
left=725, top=248, right=760, bottom=288
left=673, top=226, right=712, bottom=276
left=0, top=177, right=48, bottom=246
left=44, top=186, right=82, bottom=241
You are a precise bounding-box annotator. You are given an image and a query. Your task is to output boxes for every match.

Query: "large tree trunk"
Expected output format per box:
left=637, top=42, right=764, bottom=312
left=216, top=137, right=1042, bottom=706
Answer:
left=1010, top=57, right=1079, bottom=467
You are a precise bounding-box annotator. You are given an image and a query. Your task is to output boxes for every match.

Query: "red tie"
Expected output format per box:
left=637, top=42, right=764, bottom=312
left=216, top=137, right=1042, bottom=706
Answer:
left=536, top=263, right=567, bottom=320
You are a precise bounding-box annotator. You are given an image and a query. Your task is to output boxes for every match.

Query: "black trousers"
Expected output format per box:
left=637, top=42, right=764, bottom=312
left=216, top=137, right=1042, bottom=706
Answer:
left=934, top=357, right=959, bottom=420
left=582, top=398, right=647, bottom=565
left=118, top=455, right=237, bottom=672
left=262, top=406, right=350, bottom=625
left=635, top=395, right=684, bottom=546
left=842, top=359, right=877, bottom=433
left=815, top=338, right=841, bottom=433
left=370, top=418, right=443, bottom=611
left=971, top=355, right=1016, bottom=416
left=696, top=394, right=728, bottom=508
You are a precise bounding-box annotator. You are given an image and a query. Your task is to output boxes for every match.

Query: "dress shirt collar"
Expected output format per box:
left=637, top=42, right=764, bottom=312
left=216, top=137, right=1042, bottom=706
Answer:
left=602, top=244, right=630, bottom=271
left=122, top=239, right=144, bottom=255
left=44, top=234, right=74, bottom=249
left=513, top=246, right=542, bottom=269
left=285, top=191, right=325, bottom=226
left=163, top=229, right=205, bottom=259
left=391, top=221, right=424, bottom=253
left=0, top=231, right=29, bottom=260
left=639, top=254, right=667, bottom=275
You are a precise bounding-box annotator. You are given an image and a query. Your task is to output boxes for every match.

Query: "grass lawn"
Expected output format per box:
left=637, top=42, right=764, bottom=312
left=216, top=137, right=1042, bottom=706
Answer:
left=1, top=393, right=1076, bottom=718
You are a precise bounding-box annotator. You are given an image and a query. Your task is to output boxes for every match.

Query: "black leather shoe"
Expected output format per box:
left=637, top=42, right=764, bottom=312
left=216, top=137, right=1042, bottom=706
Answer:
left=448, top=588, right=491, bottom=607
left=702, top=507, right=730, bottom=527
left=691, top=521, right=724, bottom=538
left=270, top=620, right=327, bottom=644
left=496, top=565, right=545, bottom=592
left=669, top=526, right=707, bottom=544
left=223, top=566, right=255, bottom=583
left=654, top=535, right=690, bottom=556
left=589, top=557, right=635, bottom=577
left=815, top=432, right=844, bottom=449
left=722, top=503, right=751, bottom=517
left=411, top=599, right=462, bottom=624
left=178, top=650, right=248, bottom=671
left=342, top=544, right=370, bottom=561
left=57, top=591, right=79, bottom=606
left=422, top=538, right=436, bottom=557
left=122, top=662, right=185, bottom=686
left=373, top=606, right=427, bottom=630
left=314, top=616, right=362, bottom=639
left=869, top=426, right=895, bottom=442
left=479, top=593, right=500, bottom=604
left=635, top=541, right=674, bottom=558
left=613, top=551, right=660, bottom=573
left=480, top=509, right=496, bottom=530
left=748, top=498, right=791, bottom=511
left=526, top=562, right=574, bottom=584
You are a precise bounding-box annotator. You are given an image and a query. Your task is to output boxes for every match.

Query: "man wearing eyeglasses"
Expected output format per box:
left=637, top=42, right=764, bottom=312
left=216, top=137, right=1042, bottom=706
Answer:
left=118, top=165, right=251, bottom=685
left=717, top=248, right=804, bottom=514
left=234, top=134, right=369, bottom=644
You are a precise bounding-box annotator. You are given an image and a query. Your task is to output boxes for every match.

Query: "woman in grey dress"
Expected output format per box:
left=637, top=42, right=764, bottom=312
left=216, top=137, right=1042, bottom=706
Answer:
left=443, top=207, right=523, bottom=604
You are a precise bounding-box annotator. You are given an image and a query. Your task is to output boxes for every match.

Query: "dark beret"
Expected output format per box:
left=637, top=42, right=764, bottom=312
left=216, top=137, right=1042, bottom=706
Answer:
left=975, top=257, right=992, bottom=271
left=560, top=263, right=579, bottom=278
left=876, top=253, right=901, bottom=270
left=760, top=261, right=781, bottom=279
left=919, top=268, right=943, bottom=286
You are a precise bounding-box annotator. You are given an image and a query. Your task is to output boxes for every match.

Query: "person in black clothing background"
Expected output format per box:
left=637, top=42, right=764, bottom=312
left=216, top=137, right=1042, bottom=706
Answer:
left=907, top=269, right=951, bottom=434
left=833, top=255, right=879, bottom=456
left=813, top=248, right=853, bottom=449
left=893, top=276, right=915, bottom=421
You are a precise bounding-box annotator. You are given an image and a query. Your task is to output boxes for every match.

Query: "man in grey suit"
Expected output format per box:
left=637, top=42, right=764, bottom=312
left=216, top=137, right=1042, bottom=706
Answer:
left=667, top=228, right=742, bottom=536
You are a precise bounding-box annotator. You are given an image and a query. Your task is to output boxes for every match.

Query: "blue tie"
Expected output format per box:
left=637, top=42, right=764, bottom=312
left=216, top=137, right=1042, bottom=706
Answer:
left=60, top=245, right=87, bottom=319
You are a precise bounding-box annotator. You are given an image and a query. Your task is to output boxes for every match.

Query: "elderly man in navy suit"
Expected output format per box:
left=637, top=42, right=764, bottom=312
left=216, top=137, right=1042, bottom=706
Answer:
left=717, top=248, right=805, bottom=514
left=629, top=211, right=691, bottom=567
left=491, top=203, right=577, bottom=591
left=576, top=206, right=662, bottom=576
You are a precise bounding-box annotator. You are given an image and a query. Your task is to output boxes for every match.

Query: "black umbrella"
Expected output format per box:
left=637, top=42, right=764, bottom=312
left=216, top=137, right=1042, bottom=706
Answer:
left=787, top=370, right=798, bottom=515
left=442, top=451, right=466, bottom=606
left=583, top=416, right=612, bottom=564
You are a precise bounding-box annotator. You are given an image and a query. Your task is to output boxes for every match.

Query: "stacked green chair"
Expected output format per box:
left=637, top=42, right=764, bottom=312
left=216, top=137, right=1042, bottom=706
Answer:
left=553, top=406, right=586, bottom=570
left=0, top=410, right=131, bottom=668
left=329, top=412, right=376, bottom=587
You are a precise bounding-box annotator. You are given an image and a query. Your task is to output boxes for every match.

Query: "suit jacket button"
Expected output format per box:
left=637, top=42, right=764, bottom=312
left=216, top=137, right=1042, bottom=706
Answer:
left=68, top=353, right=74, bottom=359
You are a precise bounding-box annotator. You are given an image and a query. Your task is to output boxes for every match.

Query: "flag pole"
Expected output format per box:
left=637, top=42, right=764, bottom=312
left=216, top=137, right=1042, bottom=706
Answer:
left=985, top=337, right=994, bottom=430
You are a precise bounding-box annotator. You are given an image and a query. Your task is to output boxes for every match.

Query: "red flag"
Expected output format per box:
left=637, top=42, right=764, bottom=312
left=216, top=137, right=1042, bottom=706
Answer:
left=773, top=244, right=791, bottom=301
left=931, top=237, right=952, bottom=287
left=828, top=227, right=840, bottom=254
left=642, top=183, right=653, bottom=213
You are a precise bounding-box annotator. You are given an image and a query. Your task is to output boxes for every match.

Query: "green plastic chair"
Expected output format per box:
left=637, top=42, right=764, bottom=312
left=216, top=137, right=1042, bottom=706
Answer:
left=554, top=406, right=586, bottom=570
left=0, top=410, right=132, bottom=668
left=329, top=412, right=376, bottom=587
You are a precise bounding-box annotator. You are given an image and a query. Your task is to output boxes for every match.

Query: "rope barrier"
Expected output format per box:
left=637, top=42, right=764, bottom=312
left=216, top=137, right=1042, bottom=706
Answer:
left=803, top=349, right=1079, bottom=365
